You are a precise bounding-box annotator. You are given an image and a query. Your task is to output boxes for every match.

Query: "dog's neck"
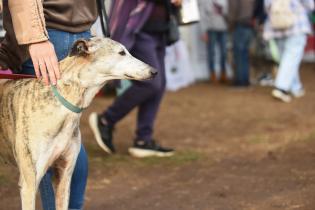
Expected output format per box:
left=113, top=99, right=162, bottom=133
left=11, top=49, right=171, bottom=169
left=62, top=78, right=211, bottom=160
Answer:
left=54, top=56, right=103, bottom=110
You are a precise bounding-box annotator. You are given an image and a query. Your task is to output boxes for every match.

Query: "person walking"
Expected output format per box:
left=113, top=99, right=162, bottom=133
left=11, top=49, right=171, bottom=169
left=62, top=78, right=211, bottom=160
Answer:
left=228, top=0, right=255, bottom=87
left=89, top=0, right=181, bottom=158
left=199, top=0, right=229, bottom=83
left=0, top=0, right=97, bottom=209
left=264, top=0, right=314, bottom=103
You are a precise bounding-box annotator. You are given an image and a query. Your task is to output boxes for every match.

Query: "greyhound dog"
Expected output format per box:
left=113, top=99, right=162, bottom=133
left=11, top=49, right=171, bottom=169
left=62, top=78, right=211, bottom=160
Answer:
left=0, top=37, right=156, bottom=210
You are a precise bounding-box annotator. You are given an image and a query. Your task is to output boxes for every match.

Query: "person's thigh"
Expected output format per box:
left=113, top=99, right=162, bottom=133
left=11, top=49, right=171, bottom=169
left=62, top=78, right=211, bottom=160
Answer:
left=69, top=145, right=89, bottom=209
left=276, top=34, right=307, bottom=90
left=22, top=29, right=91, bottom=73
left=218, top=32, right=227, bottom=52
left=208, top=31, right=217, bottom=52
left=130, top=32, right=165, bottom=90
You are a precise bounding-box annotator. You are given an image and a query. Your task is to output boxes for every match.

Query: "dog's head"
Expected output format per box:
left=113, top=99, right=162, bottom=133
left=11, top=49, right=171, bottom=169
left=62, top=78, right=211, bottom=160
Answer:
left=67, top=37, right=157, bottom=87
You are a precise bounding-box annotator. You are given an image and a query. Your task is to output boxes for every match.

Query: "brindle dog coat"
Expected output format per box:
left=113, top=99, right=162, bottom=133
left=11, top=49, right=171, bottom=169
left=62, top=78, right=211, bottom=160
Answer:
left=0, top=37, right=155, bottom=210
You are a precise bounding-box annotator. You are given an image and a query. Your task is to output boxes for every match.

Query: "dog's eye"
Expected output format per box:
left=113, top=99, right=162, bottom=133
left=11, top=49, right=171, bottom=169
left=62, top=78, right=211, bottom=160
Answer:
left=119, top=50, right=126, bottom=56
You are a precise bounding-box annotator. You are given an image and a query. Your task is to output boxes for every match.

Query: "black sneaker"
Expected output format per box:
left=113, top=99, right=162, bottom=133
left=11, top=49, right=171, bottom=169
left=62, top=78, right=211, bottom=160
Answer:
left=128, top=139, right=174, bottom=158
left=89, top=112, right=115, bottom=154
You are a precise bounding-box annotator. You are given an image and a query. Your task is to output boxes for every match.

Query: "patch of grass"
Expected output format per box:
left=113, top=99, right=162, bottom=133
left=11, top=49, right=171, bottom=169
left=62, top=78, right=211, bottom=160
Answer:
left=90, top=150, right=203, bottom=168
left=248, top=134, right=270, bottom=144
left=0, top=174, right=10, bottom=187
left=303, top=131, right=315, bottom=142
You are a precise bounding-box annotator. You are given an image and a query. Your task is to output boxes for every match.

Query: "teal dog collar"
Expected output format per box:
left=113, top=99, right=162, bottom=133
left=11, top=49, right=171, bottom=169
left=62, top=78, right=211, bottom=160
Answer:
left=51, top=85, right=84, bottom=114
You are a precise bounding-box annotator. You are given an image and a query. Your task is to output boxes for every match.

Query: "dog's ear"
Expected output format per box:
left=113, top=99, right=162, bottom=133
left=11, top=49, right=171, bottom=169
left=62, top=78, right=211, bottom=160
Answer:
left=69, top=39, right=90, bottom=57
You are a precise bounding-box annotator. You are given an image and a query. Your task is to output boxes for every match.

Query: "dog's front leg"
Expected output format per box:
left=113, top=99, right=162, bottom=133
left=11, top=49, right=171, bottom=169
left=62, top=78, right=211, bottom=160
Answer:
left=54, top=133, right=81, bottom=210
left=18, top=148, right=37, bottom=210
left=19, top=170, right=37, bottom=210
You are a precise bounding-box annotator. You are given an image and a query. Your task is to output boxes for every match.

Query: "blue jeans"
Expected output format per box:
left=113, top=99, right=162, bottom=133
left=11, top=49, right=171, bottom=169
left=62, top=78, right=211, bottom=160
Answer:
left=233, top=25, right=253, bottom=86
left=21, top=29, right=91, bottom=210
left=207, top=30, right=227, bottom=73
left=274, top=34, right=307, bottom=93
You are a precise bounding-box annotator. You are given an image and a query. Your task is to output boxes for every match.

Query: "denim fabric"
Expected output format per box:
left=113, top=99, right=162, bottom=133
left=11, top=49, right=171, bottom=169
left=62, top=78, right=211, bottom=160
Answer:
left=233, top=25, right=253, bottom=86
left=103, top=32, right=166, bottom=142
left=274, top=34, right=307, bottom=93
left=207, top=30, right=227, bottom=73
left=21, top=29, right=91, bottom=210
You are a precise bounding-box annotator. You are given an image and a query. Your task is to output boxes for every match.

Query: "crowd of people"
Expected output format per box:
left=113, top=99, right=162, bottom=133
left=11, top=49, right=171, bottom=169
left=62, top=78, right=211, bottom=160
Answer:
left=198, top=0, right=315, bottom=104
left=0, top=0, right=314, bottom=210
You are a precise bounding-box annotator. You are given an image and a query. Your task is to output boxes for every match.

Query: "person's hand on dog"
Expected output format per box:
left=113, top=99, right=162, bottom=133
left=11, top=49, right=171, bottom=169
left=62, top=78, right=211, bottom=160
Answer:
left=171, top=0, right=182, bottom=6
left=28, top=41, right=60, bottom=85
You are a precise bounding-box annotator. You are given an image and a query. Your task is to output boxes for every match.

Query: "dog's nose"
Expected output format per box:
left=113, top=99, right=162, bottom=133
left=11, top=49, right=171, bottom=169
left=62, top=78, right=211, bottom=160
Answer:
left=150, top=68, right=158, bottom=77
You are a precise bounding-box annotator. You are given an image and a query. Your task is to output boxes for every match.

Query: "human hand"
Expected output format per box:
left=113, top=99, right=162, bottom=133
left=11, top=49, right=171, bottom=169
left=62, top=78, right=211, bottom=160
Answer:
left=28, top=41, right=60, bottom=85
left=171, top=0, right=182, bottom=7
left=0, top=1, right=3, bottom=13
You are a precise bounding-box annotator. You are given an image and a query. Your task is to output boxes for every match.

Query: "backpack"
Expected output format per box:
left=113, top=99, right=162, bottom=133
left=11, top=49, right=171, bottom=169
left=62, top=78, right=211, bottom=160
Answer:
left=269, top=0, right=296, bottom=30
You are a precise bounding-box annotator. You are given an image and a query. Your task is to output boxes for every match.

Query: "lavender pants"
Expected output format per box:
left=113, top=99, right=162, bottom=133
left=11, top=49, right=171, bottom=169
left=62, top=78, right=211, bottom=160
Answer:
left=103, top=32, right=166, bottom=141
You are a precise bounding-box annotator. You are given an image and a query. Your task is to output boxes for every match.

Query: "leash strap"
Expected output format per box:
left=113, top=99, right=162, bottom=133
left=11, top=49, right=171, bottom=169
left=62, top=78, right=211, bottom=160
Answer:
left=0, top=73, right=36, bottom=80
left=51, top=85, right=84, bottom=114
left=97, top=0, right=111, bottom=37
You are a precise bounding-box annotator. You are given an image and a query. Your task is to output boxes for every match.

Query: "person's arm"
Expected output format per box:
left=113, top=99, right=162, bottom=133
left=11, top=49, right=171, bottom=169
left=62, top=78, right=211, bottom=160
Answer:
left=8, top=0, right=60, bottom=85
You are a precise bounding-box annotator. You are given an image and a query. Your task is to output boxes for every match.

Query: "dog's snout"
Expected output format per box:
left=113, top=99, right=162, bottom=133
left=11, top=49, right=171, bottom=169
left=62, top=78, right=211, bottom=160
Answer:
left=150, top=68, right=158, bottom=77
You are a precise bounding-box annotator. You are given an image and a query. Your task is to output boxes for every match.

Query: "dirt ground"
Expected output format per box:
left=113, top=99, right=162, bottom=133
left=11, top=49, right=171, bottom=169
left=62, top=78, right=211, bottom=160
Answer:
left=1, top=64, right=315, bottom=210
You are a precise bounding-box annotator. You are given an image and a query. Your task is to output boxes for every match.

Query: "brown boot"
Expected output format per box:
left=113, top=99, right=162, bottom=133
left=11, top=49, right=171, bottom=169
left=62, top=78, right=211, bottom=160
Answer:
left=220, top=71, right=228, bottom=83
left=210, top=71, right=216, bottom=83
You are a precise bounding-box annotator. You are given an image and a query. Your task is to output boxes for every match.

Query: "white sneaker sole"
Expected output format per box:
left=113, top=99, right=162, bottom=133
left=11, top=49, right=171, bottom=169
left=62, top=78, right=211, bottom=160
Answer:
left=272, top=90, right=292, bottom=103
left=88, top=112, right=112, bottom=154
left=128, top=148, right=174, bottom=158
left=292, top=90, right=305, bottom=98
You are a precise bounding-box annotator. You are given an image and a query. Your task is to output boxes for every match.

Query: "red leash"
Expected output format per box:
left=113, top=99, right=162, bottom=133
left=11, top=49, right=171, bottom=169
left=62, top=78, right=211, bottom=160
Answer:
left=0, top=73, right=37, bottom=80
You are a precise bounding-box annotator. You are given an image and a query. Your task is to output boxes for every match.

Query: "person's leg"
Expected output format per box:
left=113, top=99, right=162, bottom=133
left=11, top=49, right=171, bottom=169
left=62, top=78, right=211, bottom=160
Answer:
left=234, top=26, right=252, bottom=86
left=274, top=34, right=307, bottom=92
left=218, top=31, right=227, bottom=72
left=39, top=146, right=88, bottom=210
left=135, top=34, right=166, bottom=141
left=39, top=171, right=55, bottom=210
left=91, top=32, right=173, bottom=157
left=68, top=145, right=88, bottom=210
left=240, top=27, right=253, bottom=85
left=233, top=26, right=241, bottom=85
left=218, top=31, right=227, bottom=82
left=21, top=29, right=91, bottom=210
left=207, top=30, right=216, bottom=76
left=103, top=33, right=164, bottom=127
left=291, top=70, right=303, bottom=95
